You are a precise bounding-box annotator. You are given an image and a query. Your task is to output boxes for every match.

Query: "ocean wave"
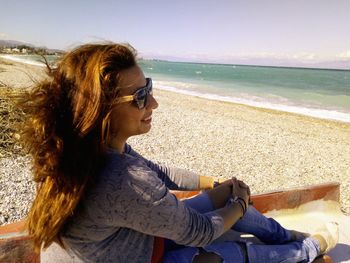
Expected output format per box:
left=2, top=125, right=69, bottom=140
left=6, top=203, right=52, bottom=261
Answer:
left=0, top=55, right=47, bottom=67
left=154, top=81, right=350, bottom=123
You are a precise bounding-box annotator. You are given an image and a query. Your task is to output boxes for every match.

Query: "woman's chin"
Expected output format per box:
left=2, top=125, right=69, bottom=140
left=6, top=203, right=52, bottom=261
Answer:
left=140, top=122, right=152, bottom=133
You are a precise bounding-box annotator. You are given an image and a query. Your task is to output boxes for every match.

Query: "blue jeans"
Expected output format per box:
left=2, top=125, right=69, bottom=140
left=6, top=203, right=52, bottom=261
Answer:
left=164, top=193, right=320, bottom=263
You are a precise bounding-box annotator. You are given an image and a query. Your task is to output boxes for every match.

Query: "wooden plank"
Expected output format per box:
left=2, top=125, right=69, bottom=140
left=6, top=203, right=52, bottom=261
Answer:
left=171, top=182, right=340, bottom=214
left=0, top=235, right=39, bottom=263
left=251, top=182, right=340, bottom=213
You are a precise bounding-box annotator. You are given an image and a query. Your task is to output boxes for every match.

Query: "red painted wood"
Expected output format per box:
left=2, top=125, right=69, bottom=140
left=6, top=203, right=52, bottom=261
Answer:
left=314, top=255, right=333, bottom=263
left=0, top=220, right=25, bottom=235
left=0, top=235, right=40, bottom=263
left=251, top=182, right=339, bottom=213
left=171, top=182, right=340, bottom=214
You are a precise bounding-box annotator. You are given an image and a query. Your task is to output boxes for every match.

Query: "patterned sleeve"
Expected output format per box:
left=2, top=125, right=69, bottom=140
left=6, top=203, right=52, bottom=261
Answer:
left=90, top=157, right=224, bottom=247
left=125, top=144, right=200, bottom=190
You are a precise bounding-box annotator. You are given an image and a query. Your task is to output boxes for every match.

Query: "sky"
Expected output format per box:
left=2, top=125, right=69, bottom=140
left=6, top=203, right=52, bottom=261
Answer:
left=1, top=0, right=350, bottom=68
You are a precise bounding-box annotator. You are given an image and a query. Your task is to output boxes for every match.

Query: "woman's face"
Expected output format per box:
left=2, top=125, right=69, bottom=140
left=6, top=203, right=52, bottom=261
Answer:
left=108, top=65, right=158, bottom=145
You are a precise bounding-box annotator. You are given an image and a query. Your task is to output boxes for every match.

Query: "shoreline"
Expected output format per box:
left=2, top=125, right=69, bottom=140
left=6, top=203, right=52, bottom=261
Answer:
left=1, top=58, right=350, bottom=226
left=156, top=87, right=350, bottom=127
left=154, top=83, right=350, bottom=124
left=0, top=54, right=47, bottom=67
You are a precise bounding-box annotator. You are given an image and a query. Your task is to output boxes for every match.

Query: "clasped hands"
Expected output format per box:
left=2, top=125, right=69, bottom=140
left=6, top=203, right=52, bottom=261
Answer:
left=217, top=177, right=251, bottom=217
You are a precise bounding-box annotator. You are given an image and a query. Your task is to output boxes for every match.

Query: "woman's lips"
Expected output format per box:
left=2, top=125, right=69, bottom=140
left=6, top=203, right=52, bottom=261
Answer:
left=142, top=116, right=152, bottom=123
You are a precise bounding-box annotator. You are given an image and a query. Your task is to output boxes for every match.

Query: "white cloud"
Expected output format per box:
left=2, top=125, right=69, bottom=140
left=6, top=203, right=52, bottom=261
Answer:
left=141, top=49, right=350, bottom=69
left=0, top=33, right=9, bottom=39
left=212, top=52, right=318, bottom=61
left=292, top=53, right=316, bottom=60
left=251, top=52, right=317, bottom=61
left=336, top=50, right=350, bottom=59
left=141, top=49, right=323, bottom=63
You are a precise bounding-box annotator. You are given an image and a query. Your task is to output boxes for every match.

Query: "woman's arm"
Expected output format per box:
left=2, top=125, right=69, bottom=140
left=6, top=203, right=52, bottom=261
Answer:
left=206, top=178, right=250, bottom=231
left=126, top=144, right=223, bottom=190
left=96, top=161, right=225, bottom=247
left=183, top=177, right=251, bottom=232
left=126, top=144, right=200, bottom=190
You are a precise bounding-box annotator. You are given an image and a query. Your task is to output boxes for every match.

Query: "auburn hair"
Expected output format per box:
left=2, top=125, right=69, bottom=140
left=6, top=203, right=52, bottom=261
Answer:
left=19, top=43, right=137, bottom=251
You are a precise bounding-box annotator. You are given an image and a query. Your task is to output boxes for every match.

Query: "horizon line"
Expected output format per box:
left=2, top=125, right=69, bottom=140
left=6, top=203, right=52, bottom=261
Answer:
left=140, top=58, right=350, bottom=72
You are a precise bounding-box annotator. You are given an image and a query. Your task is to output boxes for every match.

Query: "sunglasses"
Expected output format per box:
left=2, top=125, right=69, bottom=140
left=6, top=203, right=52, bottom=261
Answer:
left=115, top=78, right=153, bottom=109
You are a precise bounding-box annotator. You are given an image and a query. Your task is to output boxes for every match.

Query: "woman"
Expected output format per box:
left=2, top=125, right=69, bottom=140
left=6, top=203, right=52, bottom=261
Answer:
left=20, top=43, right=338, bottom=262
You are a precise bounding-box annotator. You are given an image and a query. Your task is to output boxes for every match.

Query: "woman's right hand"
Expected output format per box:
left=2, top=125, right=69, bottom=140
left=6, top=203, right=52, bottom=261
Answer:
left=231, top=178, right=250, bottom=207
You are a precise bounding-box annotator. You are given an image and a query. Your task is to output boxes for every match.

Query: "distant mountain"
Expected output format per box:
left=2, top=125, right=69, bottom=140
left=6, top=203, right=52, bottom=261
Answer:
left=0, top=39, right=64, bottom=54
left=0, top=39, right=35, bottom=48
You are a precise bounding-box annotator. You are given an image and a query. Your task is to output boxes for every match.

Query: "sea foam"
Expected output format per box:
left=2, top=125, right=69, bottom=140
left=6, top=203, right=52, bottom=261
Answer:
left=0, top=55, right=46, bottom=67
left=155, top=81, right=350, bottom=123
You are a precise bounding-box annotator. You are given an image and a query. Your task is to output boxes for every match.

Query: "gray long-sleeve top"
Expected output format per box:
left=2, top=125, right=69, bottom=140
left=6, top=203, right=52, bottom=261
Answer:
left=61, top=145, right=224, bottom=262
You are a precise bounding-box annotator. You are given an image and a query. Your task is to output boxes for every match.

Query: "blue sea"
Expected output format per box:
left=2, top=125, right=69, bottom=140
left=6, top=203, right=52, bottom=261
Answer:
left=2, top=54, right=350, bottom=123
left=140, top=60, right=350, bottom=123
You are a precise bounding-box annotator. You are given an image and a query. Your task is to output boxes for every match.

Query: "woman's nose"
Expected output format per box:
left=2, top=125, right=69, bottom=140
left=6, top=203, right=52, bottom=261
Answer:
left=147, top=94, right=158, bottom=110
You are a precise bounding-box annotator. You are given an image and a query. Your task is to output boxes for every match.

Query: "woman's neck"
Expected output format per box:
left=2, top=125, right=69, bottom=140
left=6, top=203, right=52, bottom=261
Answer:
left=107, top=137, right=126, bottom=154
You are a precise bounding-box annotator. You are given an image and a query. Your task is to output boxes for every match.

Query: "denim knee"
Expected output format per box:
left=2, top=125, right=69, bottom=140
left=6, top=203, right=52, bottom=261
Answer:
left=203, top=241, right=245, bottom=263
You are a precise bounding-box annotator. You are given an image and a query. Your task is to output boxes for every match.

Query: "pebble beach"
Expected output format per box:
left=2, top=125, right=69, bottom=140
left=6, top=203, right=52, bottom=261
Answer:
left=1, top=58, right=350, bottom=226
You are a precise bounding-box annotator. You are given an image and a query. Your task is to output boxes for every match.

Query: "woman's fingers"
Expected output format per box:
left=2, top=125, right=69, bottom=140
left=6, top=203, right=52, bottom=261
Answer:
left=220, top=177, right=236, bottom=186
left=230, top=179, right=250, bottom=205
left=226, top=178, right=251, bottom=203
left=237, top=180, right=248, bottom=189
left=237, top=180, right=251, bottom=195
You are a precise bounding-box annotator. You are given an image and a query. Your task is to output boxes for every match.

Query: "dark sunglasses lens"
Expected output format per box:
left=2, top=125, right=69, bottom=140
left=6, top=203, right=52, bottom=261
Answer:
left=133, top=78, right=152, bottom=109
left=135, top=88, right=147, bottom=109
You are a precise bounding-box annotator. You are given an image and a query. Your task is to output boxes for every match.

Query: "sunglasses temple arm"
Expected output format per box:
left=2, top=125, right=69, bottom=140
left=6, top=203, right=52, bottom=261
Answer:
left=115, top=95, right=134, bottom=104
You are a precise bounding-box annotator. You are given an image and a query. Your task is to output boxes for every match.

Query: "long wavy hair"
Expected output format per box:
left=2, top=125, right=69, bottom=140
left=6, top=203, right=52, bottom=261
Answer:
left=19, top=43, right=136, bottom=251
